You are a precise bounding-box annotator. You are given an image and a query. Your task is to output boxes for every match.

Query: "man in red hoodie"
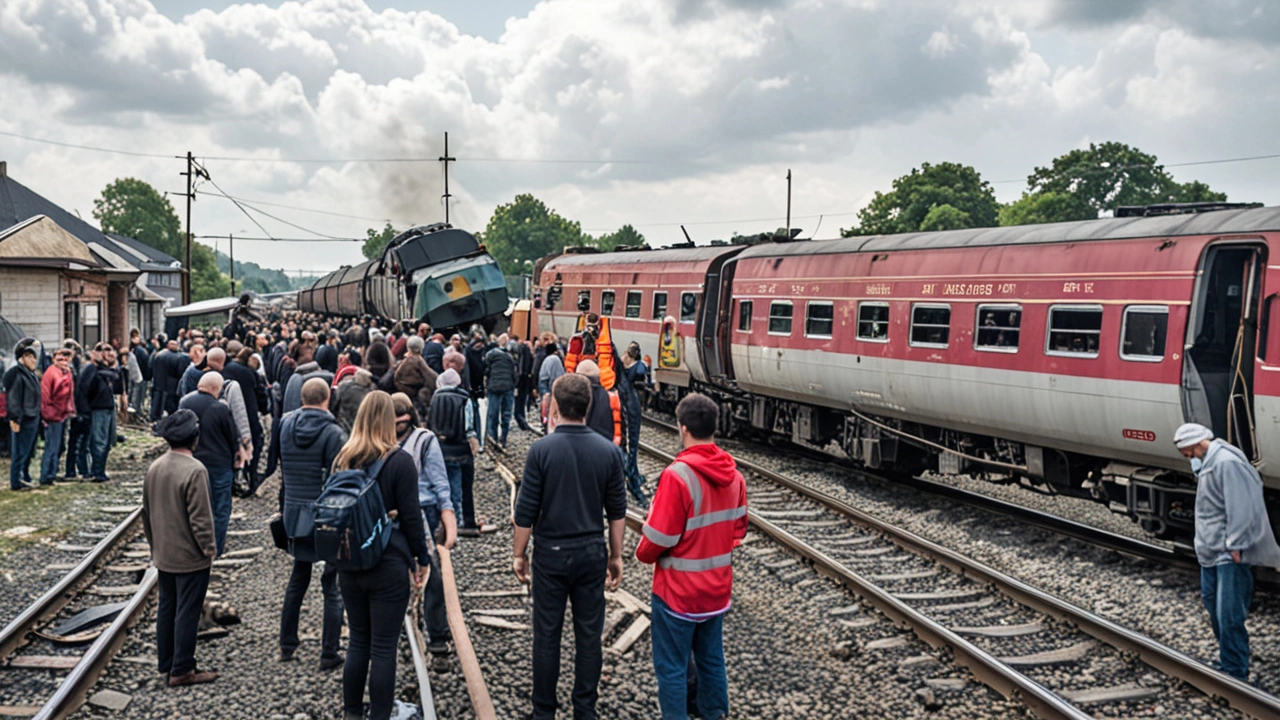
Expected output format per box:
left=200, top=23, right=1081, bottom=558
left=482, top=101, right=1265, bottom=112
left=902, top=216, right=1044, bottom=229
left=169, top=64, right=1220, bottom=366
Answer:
left=39, top=348, right=76, bottom=485
left=636, top=393, right=746, bottom=720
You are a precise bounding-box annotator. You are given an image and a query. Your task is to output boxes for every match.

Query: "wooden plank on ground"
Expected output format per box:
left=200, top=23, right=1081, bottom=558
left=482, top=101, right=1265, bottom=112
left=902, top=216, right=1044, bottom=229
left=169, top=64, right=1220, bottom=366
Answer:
left=7, top=655, right=81, bottom=669
left=609, top=615, right=650, bottom=655
left=439, top=546, right=497, bottom=720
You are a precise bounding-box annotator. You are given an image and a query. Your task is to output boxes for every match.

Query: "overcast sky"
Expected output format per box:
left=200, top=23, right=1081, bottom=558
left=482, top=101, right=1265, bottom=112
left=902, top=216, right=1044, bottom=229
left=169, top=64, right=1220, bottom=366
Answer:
left=1, top=0, right=1277, bottom=274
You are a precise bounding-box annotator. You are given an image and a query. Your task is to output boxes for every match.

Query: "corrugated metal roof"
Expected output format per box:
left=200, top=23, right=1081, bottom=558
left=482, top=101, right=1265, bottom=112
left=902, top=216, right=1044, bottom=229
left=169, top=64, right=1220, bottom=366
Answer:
left=104, top=232, right=181, bottom=268
left=735, top=205, right=1280, bottom=260
left=544, top=245, right=741, bottom=268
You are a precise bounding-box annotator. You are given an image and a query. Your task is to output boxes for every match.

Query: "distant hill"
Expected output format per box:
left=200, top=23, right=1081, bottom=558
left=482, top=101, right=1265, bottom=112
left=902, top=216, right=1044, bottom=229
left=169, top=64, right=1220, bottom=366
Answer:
left=214, top=250, right=315, bottom=294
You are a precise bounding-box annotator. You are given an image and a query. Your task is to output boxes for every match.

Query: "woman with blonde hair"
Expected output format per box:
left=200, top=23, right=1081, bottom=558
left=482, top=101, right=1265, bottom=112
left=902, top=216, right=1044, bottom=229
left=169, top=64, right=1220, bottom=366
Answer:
left=333, top=391, right=431, bottom=720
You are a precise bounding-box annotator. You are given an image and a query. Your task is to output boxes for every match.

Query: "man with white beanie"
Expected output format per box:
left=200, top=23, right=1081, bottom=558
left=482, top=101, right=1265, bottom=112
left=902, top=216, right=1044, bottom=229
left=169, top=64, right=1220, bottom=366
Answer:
left=1175, top=421, right=1280, bottom=680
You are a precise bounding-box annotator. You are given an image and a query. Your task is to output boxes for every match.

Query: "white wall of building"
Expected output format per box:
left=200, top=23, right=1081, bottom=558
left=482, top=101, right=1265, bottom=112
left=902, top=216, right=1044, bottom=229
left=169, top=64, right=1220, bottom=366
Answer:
left=0, top=267, right=61, bottom=346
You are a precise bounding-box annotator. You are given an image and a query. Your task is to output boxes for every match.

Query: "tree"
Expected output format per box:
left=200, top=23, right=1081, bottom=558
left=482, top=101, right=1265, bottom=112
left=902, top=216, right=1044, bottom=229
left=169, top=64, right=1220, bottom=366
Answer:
left=998, top=191, right=1096, bottom=226
left=93, top=178, right=184, bottom=259
left=189, top=243, right=230, bottom=302
left=842, top=162, right=999, bottom=236
left=592, top=224, right=646, bottom=252
left=479, top=194, right=587, bottom=273
left=1026, top=141, right=1228, bottom=214
left=363, top=223, right=399, bottom=261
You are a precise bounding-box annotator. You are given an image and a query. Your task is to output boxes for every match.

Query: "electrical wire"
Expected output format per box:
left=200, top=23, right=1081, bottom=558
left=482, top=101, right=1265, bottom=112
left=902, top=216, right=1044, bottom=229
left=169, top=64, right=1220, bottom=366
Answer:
left=194, top=235, right=363, bottom=242
left=192, top=190, right=402, bottom=224
left=199, top=186, right=348, bottom=239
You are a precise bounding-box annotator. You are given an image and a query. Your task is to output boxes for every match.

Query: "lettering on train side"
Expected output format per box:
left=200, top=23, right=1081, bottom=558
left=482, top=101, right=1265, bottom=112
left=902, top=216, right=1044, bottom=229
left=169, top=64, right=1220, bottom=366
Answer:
left=1122, top=429, right=1157, bottom=442
left=865, top=283, right=893, bottom=296
left=1063, top=282, right=1095, bottom=294
left=942, top=283, right=994, bottom=296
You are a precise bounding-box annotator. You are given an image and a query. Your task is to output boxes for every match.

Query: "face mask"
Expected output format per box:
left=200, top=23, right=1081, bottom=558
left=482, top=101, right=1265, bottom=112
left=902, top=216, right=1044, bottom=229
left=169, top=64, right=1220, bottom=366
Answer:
left=1190, top=457, right=1203, bottom=475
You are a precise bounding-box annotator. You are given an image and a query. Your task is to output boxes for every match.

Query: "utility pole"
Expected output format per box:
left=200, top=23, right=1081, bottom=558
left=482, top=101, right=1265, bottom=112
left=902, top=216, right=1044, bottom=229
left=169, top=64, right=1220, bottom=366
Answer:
left=229, top=233, right=235, bottom=296
left=785, top=168, right=792, bottom=240
left=181, top=151, right=194, bottom=304
left=439, top=131, right=455, bottom=224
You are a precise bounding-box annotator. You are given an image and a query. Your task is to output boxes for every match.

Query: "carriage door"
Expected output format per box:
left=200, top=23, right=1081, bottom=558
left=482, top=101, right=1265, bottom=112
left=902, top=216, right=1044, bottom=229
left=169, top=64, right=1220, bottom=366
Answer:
left=697, top=254, right=740, bottom=384
left=1253, top=242, right=1280, bottom=469
left=1183, top=241, right=1265, bottom=460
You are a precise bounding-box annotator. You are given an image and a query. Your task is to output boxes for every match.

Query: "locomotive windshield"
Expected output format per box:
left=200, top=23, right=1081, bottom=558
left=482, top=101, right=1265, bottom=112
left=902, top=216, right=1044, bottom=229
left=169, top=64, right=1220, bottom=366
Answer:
left=410, top=254, right=508, bottom=330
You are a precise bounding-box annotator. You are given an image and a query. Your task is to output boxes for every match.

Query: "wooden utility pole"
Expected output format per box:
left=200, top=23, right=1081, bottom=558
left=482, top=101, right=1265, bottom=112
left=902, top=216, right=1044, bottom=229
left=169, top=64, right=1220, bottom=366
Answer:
left=181, top=151, right=194, bottom=304
left=229, top=233, right=235, bottom=296
left=439, top=132, right=455, bottom=224
left=785, top=168, right=792, bottom=240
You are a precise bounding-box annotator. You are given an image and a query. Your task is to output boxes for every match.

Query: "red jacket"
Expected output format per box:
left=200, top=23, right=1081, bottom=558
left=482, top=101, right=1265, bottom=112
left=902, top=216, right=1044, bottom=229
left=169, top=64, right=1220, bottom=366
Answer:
left=41, top=365, right=75, bottom=423
left=636, top=443, right=747, bottom=618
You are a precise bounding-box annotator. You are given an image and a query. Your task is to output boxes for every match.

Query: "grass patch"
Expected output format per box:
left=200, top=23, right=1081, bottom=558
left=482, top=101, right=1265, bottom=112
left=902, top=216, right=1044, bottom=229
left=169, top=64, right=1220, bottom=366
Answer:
left=0, top=482, right=107, bottom=556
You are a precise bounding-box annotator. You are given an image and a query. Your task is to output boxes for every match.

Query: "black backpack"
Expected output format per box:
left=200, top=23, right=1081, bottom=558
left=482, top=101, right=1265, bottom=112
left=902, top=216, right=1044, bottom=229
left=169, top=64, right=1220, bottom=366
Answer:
left=312, top=455, right=392, bottom=572
left=428, top=389, right=468, bottom=446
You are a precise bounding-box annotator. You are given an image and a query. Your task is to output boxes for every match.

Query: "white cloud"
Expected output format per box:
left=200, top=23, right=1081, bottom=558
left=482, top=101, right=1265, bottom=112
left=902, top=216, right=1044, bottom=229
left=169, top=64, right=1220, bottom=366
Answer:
left=0, top=0, right=1277, bottom=271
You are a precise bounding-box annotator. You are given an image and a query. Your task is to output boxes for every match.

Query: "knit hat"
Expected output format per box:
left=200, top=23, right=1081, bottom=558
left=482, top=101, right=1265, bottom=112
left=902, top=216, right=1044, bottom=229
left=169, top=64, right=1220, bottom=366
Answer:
left=1174, top=422, right=1214, bottom=449
left=437, top=368, right=461, bottom=389
left=154, top=409, right=200, bottom=445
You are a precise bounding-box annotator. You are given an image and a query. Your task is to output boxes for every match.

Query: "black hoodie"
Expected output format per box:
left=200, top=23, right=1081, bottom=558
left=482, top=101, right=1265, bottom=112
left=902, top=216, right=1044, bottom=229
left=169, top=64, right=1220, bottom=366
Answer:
left=280, top=407, right=347, bottom=562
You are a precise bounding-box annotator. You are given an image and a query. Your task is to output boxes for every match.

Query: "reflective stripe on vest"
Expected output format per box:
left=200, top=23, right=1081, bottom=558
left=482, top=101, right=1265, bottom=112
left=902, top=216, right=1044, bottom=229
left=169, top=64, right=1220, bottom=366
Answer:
left=658, top=550, right=734, bottom=572
left=608, top=389, right=622, bottom=445
left=669, top=462, right=745, bottom=533
left=642, top=523, right=681, bottom=548
left=685, top=505, right=747, bottom=530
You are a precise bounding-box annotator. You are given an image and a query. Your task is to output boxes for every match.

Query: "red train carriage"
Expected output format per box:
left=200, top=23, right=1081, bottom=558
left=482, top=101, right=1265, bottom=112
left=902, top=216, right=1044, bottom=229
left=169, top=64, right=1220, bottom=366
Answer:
left=538, top=206, right=1280, bottom=542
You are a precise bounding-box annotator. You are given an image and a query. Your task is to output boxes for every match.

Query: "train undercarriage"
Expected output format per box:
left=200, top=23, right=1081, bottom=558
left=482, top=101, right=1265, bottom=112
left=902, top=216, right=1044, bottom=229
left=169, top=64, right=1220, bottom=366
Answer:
left=652, top=379, right=1278, bottom=548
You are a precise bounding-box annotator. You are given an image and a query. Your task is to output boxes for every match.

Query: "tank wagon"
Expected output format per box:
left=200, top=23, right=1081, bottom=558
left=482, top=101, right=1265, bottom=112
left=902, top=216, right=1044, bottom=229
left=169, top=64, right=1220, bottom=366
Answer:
left=298, top=223, right=509, bottom=332
left=536, top=204, right=1280, bottom=544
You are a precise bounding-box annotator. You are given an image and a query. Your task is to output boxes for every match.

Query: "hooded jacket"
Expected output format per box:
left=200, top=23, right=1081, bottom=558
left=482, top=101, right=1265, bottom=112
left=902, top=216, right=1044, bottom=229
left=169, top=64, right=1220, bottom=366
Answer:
left=280, top=407, right=347, bottom=562
left=636, top=443, right=748, bottom=619
left=40, top=364, right=75, bottom=423
left=1194, top=439, right=1280, bottom=568
left=331, top=368, right=374, bottom=434
left=283, top=361, right=334, bottom=415
left=483, top=346, right=517, bottom=394
left=4, top=362, right=41, bottom=422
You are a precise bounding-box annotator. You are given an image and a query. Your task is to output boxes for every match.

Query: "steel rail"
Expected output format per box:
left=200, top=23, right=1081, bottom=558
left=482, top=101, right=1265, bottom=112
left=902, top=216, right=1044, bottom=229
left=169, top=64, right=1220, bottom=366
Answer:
left=640, top=439, right=1280, bottom=720
left=0, top=505, right=143, bottom=661
left=404, top=613, right=438, bottom=720
left=32, top=567, right=158, bottom=720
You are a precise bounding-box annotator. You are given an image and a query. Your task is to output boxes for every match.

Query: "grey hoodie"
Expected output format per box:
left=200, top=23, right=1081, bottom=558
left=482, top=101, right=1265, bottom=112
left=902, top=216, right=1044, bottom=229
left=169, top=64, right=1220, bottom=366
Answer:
left=1194, top=439, right=1280, bottom=568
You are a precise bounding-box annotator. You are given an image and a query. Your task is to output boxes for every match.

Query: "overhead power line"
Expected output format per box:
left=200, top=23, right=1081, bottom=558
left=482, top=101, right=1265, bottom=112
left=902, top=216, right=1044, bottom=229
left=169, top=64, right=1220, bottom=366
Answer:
left=193, top=190, right=403, bottom=224
left=194, top=234, right=362, bottom=242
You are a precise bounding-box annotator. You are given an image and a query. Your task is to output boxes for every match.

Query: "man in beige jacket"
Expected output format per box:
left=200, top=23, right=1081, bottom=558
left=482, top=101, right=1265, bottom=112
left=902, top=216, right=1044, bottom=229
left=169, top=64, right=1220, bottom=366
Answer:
left=143, top=409, right=219, bottom=687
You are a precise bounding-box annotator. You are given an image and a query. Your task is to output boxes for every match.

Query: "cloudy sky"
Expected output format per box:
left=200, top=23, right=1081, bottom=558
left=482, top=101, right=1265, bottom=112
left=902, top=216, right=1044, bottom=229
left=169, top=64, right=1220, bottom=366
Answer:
left=1, top=0, right=1277, bottom=274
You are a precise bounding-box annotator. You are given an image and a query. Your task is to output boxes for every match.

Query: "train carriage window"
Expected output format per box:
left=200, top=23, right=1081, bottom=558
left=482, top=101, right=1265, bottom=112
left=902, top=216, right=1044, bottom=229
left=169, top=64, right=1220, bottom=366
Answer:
left=652, top=291, right=668, bottom=320
left=601, top=290, right=616, bottom=317
left=805, top=302, right=834, bottom=338
left=975, top=304, right=1022, bottom=352
left=737, top=300, right=753, bottom=332
left=768, top=301, right=793, bottom=335
left=910, top=304, right=951, bottom=348
left=577, top=290, right=591, bottom=313
left=1121, top=305, right=1168, bottom=361
left=857, top=302, right=890, bottom=342
left=680, top=292, right=698, bottom=323
left=1046, top=305, right=1103, bottom=357
left=625, top=290, right=642, bottom=318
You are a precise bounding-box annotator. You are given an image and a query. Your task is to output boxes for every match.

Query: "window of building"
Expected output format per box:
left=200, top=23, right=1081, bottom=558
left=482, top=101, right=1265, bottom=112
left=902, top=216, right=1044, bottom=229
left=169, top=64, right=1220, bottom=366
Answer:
left=1046, top=305, right=1103, bottom=357
left=1121, top=305, right=1168, bottom=361
left=737, top=300, right=752, bottom=332
left=652, top=291, right=668, bottom=320
left=910, top=304, right=951, bottom=347
left=857, top=302, right=890, bottom=342
left=805, top=301, right=834, bottom=338
left=625, top=290, right=642, bottom=318
left=975, top=304, right=1022, bottom=352
left=768, top=301, right=793, bottom=335
left=576, top=290, right=591, bottom=312
left=680, top=292, right=698, bottom=323
left=601, top=290, right=615, bottom=316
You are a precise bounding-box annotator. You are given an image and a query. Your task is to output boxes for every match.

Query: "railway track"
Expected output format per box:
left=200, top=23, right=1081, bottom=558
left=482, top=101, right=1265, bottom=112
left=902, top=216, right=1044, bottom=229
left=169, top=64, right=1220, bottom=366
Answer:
left=0, top=505, right=155, bottom=720
left=637, top=422, right=1280, bottom=719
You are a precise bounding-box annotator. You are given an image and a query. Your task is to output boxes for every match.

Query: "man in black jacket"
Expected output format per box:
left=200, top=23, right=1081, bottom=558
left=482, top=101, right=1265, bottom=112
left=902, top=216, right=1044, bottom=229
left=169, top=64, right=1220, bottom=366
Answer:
left=4, top=342, right=41, bottom=490
left=151, top=339, right=182, bottom=420
left=83, top=344, right=119, bottom=483
left=278, top=378, right=346, bottom=669
left=483, top=335, right=517, bottom=451
left=179, top=372, right=240, bottom=556
left=514, top=336, right=535, bottom=432
left=222, top=350, right=268, bottom=493
left=513, top=373, right=626, bottom=720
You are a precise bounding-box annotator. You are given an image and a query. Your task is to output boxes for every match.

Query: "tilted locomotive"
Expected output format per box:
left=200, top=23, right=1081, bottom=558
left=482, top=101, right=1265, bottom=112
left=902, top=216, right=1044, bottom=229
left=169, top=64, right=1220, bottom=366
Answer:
left=535, top=204, right=1280, bottom=544
left=298, top=223, right=509, bottom=333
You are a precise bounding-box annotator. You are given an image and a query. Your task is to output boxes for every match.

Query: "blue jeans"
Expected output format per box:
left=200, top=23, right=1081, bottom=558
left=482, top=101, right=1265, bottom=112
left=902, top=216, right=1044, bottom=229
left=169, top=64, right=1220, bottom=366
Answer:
left=486, top=389, right=514, bottom=445
left=651, top=594, right=729, bottom=720
left=67, top=417, right=89, bottom=478
left=9, top=417, right=38, bottom=490
left=89, top=409, right=114, bottom=479
left=40, top=419, right=65, bottom=484
left=444, top=455, right=475, bottom=528
left=1201, top=562, right=1254, bottom=680
left=207, top=467, right=234, bottom=557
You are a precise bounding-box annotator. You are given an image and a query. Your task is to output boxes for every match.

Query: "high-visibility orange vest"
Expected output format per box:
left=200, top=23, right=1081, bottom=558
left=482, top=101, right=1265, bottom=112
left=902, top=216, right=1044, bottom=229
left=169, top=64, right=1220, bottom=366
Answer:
left=566, top=314, right=623, bottom=444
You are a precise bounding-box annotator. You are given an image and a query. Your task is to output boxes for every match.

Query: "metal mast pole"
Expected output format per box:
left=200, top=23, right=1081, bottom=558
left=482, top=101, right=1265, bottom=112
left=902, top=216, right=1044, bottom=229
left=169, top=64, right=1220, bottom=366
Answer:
left=229, top=233, right=235, bottom=295
left=439, top=132, right=455, bottom=224
left=785, top=168, right=792, bottom=240
left=183, top=151, right=193, bottom=304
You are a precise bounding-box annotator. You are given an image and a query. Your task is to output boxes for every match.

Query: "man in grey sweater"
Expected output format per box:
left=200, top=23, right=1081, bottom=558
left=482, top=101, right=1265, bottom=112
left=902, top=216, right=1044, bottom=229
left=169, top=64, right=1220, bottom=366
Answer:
left=143, top=409, right=218, bottom=687
left=1176, top=422, right=1280, bottom=680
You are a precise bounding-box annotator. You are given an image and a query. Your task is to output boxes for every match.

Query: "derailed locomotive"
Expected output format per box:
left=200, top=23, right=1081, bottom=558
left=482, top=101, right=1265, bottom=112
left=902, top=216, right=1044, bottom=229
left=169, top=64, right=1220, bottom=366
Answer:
left=535, top=204, right=1280, bottom=544
left=298, top=223, right=508, bottom=332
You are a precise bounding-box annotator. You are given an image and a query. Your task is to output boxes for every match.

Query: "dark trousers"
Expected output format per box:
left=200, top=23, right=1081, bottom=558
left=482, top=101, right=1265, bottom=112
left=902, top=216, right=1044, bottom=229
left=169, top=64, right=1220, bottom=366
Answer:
left=157, top=568, right=211, bottom=677
left=89, top=408, right=113, bottom=479
left=1202, top=562, right=1254, bottom=679
left=39, top=419, right=66, bottom=485
left=150, top=388, right=167, bottom=421
left=66, top=416, right=88, bottom=477
left=265, top=408, right=282, bottom=479
left=247, top=420, right=264, bottom=492
left=515, top=379, right=534, bottom=429
left=445, top=454, right=476, bottom=528
left=340, top=555, right=411, bottom=720
left=280, top=560, right=343, bottom=659
left=531, top=538, right=607, bottom=720
left=422, top=507, right=449, bottom=645
left=8, top=416, right=37, bottom=490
